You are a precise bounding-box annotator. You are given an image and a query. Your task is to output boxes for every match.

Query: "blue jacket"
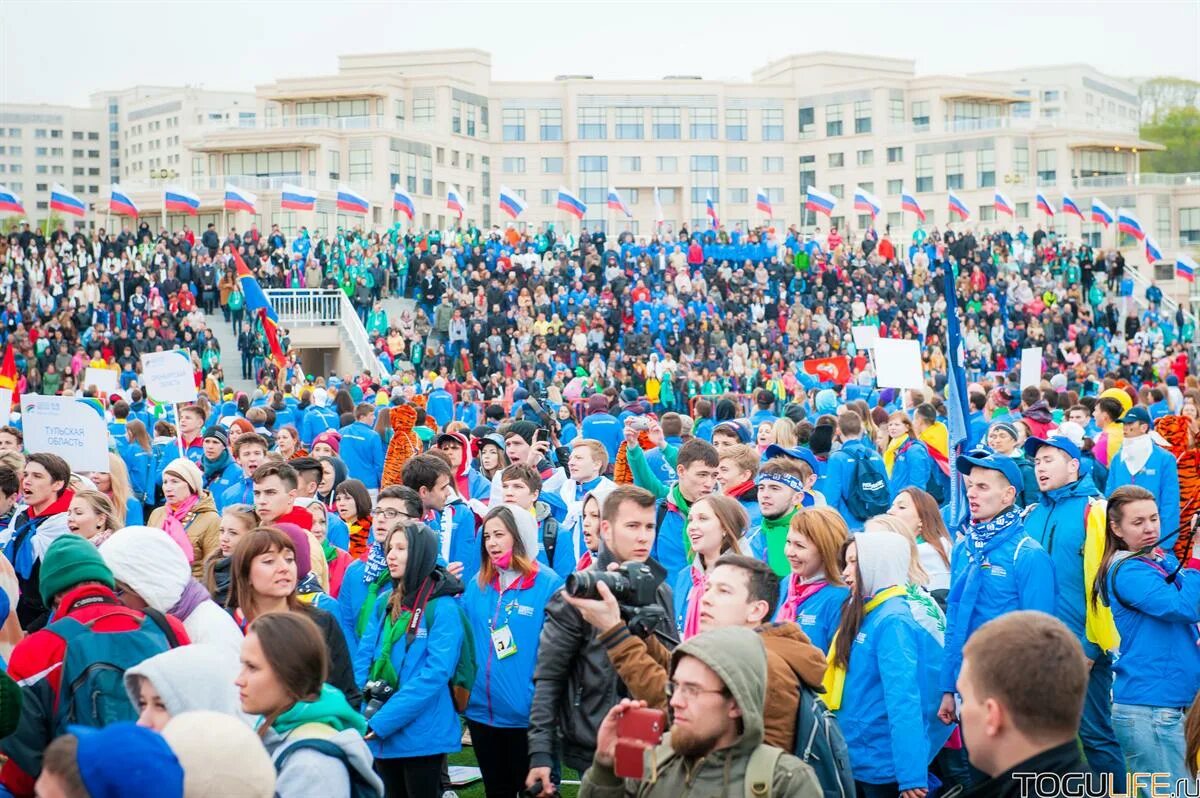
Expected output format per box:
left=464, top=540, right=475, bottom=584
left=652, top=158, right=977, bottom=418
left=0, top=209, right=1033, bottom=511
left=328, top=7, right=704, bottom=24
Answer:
left=694, top=418, right=715, bottom=443
left=206, top=460, right=244, bottom=513
left=819, top=438, right=883, bottom=531
left=338, top=421, right=385, bottom=489
left=1107, top=552, right=1200, bottom=707
left=773, top=581, right=850, bottom=653
left=326, top=514, right=350, bottom=552
left=650, top=498, right=688, bottom=586
left=426, top=389, right=454, bottom=429
left=122, top=447, right=155, bottom=504
left=354, top=594, right=464, bottom=757
left=300, top=406, right=339, bottom=446
left=1023, top=478, right=1104, bottom=659
left=580, top=413, right=623, bottom=462
left=124, top=496, right=144, bottom=526
left=835, top=596, right=950, bottom=790
left=1107, top=445, right=1180, bottom=548
left=427, top=500, right=481, bottom=581
left=462, top=568, right=563, bottom=728
left=888, top=438, right=933, bottom=499
left=941, top=524, right=1056, bottom=691
left=221, top=474, right=254, bottom=511
left=336, top=559, right=392, bottom=648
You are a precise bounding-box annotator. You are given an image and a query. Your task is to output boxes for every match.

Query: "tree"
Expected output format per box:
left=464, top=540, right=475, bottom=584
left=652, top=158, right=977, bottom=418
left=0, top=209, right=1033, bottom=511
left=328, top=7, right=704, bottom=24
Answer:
left=1139, top=77, right=1200, bottom=123
left=1140, top=106, right=1200, bottom=173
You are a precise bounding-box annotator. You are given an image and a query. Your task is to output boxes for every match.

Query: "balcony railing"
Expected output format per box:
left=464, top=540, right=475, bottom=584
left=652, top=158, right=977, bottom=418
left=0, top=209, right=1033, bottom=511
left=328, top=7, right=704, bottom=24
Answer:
left=1072, top=173, right=1200, bottom=190
left=111, top=175, right=373, bottom=195
left=263, top=289, right=389, bottom=377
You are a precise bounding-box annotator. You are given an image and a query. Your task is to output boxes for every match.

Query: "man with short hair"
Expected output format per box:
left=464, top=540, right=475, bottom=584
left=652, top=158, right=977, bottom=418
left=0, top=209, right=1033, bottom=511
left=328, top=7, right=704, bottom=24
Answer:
left=339, top=403, right=384, bottom=495
left=221, top=433, right=269, bottom=510
left=252, top=462, right=314, bottom=530
left=581, top=626, right=821, bottom=797
left=403, top=453, right=478, bottom=578
left=500, top=463, right=563, bottom=571
left=497, top=420, right=567, bottom=511
left=556, top=439, right=616, bottom=573
left=3, top=452, right=74, bottom=630
left=957, top=612, right=1089, bottom=793
left=201, top=427, right=242, bottom=512
left=526, top=485, right=675, bottom=791
left=177, top=405, right=206, bottom=465
left=718, top=443, right=761, bottom=528
left=819, top=412, right=887, bottom=531
left=747, top=457, right=811, bottom=577
left=1106, top=406, right=1180, bottom=546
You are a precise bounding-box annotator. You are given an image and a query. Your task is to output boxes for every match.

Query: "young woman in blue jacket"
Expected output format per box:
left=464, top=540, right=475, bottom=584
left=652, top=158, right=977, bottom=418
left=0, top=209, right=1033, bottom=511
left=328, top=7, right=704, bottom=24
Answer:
left=462, top=504, right=563, bottom=797
left=353, top=521, right=465, bottom=796
left=830, top=532, right=951, bottom=798
left=671, top=494, right=747, bottom=638
left=883, top=412, right=933, bottom=499
left=775, top=506, right=850, bottom=652
left=1096, top=485, right=1200, bottom=789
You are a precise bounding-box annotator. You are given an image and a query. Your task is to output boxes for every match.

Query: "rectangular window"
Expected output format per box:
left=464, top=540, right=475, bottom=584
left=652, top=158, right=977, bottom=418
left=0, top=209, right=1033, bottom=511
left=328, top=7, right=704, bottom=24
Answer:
left=889, top=99, right=904, bottom=123
left=915, top=154, right=933, bottom=193
left=541, top=189, right=556, bottom=206
left=887, top=179, right=903, bottom=195
left=658, top=188, right=678, bottom=204
left=829, top=185, right=844, bottom=199
left=451, top=101, right=462, bottom=134
left=725, top=108, right=747, bottom=141
left=539, top=157, right=561, bottom=174
left=1181, top=208, right=1200, bottom=244
left=912, top=100, right=930, bottom=130
left=856, top=149, right=873, bottom=166
left=690, top=155, right=718, bottom=172
left=619, top=156, right=641, bottom=172
left=540, top=108, right=562, bottom=141
left=887, top=146, right=903, bottom=163
left=578, top=108, right=606, bottom=140
left=656, top=156, right=678, bottom=173
left=857, top=181, right=874, bottom=194
left=887, top=211, right=902, bottom=228
left=763, top=156, right=784, bottom=173
left=727, top=157, right=748, bottom=173
left=414, top=97, right=435, bottom=122
left=825, top=104, right=843, bottom=137
left=1042, top=90, right=1060, bottom=102
left=979, top=206, right=996, bottom=222
left=579, top=156, right=608, bottom=172
left=653, top=108, right=680, bottom=140
left=729, top=188, right=749, bottom=204
left=798, top=106, right=815, bottom=138
left=502, top=109, right=525, bottom=142
left=828, top=152, right=844, bottom=168
left=349, top=150, right=371, bottom=182
left=615, top=107, right=644, bottom=140
left=945, top=152, right=964, bottom=190
left=690, top=107, right=717, bottom=140
left=1013, top=145, right=1029, bottom=176
left=977, top=148, right=995, bottom=188
left=328, top=150, right=340, bottom=180
left=502, top=157, right=525, bottom=174
left=766, top=188, right=784, bottom=203
left=762, top=109, right=783, bottom=141
left=1015, top=202, right=1029, bottom=218
left=854, top=100, right=872, bottom=134
left=1036, top=149, right=1056, bottom=185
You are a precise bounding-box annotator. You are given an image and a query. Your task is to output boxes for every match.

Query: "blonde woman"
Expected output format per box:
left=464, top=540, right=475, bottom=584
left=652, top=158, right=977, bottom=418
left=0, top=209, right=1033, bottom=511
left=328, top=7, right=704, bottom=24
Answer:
left=67, top=489, right=121, bottom=547
left=771, top=417, right=798, bottom=449
left=89, top=452, right=139, bottom=526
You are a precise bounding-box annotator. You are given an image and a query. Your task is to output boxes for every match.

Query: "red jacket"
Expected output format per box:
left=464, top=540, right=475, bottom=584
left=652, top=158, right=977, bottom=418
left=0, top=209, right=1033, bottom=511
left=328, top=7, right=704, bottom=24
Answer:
left=0, top=584, right=190, bottom=797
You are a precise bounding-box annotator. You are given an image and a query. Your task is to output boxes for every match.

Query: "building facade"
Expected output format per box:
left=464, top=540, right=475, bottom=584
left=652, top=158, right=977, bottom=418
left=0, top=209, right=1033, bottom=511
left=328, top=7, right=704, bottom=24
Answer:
left=0, top=103, right=109, bottom=221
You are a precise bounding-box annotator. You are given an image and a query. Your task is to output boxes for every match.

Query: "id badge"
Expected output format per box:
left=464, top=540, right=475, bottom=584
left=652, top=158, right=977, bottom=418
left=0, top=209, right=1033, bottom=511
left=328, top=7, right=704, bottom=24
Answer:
left=491, top=625, right=517, bottom=659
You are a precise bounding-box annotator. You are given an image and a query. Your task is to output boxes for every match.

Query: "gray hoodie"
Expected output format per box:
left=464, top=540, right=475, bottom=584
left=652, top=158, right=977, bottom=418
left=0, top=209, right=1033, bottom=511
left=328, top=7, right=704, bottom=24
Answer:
left=123, top=643, right=247, bottom=723
left=580, top=626, right=822, bottom=797
left=263, top=726, right=383, bottom=798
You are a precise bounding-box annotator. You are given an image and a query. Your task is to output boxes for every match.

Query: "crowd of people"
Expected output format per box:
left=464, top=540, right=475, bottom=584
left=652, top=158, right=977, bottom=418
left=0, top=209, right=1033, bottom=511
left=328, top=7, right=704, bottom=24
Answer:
left=0, top=212, right=1196, bottom=798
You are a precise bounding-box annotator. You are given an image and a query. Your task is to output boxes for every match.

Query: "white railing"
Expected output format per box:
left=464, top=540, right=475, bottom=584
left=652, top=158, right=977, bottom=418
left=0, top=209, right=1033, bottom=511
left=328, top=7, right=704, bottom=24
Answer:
left=263, top=289, right=389, bottom=377
left=112, top=174, right=373, bottom=195
left=1124, top=266, right=1200, bottom=344
left=1073, top=173, right=1200, bottom=190
left=199, top=114, right=395, bottom=133
left=887, top=114, right=1139, bottom=138
left=336, top=292, right=390, bottom=378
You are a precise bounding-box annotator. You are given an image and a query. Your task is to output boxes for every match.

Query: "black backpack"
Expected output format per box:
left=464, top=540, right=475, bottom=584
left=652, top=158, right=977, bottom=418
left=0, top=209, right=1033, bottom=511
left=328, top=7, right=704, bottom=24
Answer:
left=844, top=452, right=890, bottom=522
left=794, top=684, right=855, bottom=798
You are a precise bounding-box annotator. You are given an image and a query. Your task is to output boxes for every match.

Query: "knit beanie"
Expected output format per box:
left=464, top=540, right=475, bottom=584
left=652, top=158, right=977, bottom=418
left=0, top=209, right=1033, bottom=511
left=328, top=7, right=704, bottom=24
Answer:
left=506, top=420, right=539, bottom=445
left=163, top=458, right=203, bottom=496
left=313, top=430, right=341, bottom=454
left=40, top=534, right=116, bottom=606
left=73, top=722, right=184, bottom=798
left=162, top=712, right=275, bottom=798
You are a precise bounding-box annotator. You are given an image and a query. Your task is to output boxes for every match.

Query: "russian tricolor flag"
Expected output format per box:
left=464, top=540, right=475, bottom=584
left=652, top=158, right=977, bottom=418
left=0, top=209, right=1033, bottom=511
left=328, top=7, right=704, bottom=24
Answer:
left=1091, top=198, right=1114, bottom=227
left=336, top=185, right=370, bottom=215
left=0, top=185, right=24, bottom=215
left=393, top=185, right=415, bottom=220
left=993, top=190, right=1015, bottom=217
left=947, top=190, right=970, bottom=222
left=607, top=187, right=631, bottom=218
left=446, top=185, right=464, bottom=219
left=163, top=185, right=200, bottom=216
left=1144, top=236, right=1163, bottom=264
left=1177, top=255, right=1197, bottom=283
left=901, top=190, right=925, bottom=222
left=498, top=185, right=526, bottom=219
left=706, top=194, right=719, bottom=228
left=853, top=188, right=882, bottom=218
left=280, top=183, right=317, bottom=211
left=805, top=186, right=837, bottom=217
left=1061, top=194, right=1083, bottom=219
left=556, top=187, right=586, bottom=219
left=755, top=188, right=772, bottom=216
left=109, top=186, right=138, bottom=217
left=50, top=183, right=86, bottom=217
left=224, top=184, right=257, bottom=214
left=1117, top=209, right=1145, bottom=241
left=1036, top=192, right=1056, bottom=216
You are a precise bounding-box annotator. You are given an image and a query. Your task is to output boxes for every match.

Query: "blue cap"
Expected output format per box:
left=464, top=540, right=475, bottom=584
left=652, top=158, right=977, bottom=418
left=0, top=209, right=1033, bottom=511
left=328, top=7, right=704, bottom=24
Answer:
left=71, top=722, right=184, bottom=798
left=763, top=443, right=820, bottom=473
left=1120, top=406, right=1151, bottom=426
left=956, top=450, right=1023, bottom=492
left=1023, top=434, right=1082, bottom=462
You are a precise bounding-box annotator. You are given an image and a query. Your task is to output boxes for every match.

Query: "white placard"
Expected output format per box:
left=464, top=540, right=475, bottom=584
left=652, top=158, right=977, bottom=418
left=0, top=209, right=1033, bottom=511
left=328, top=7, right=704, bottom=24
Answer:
left=82, top=367, right=119, bottom=395
left=0, top=388, right=11, bottom=419
left=141, top=351, right=196, bottom=404
left=19, top=394, right=109, bottom=472
left=852, top=325, right=880, bottom=349
left=873, top=338, right=925, bottom=390
left=1020, top=347, right=1043, bottom=389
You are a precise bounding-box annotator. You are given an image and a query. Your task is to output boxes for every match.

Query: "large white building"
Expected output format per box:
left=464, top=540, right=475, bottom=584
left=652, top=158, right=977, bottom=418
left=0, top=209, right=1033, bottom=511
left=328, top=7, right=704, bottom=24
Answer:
left=0, top=103, right=109, bottom=220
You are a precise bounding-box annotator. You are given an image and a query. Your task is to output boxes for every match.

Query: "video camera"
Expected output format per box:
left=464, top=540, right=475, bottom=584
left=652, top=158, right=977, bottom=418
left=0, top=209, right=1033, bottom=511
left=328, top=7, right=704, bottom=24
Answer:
left=566, top=561, right=668, bottom=640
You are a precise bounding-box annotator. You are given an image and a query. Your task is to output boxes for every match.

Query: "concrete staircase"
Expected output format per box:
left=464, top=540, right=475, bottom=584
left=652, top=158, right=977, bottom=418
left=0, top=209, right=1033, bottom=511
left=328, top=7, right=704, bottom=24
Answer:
left=204, top=311, right=255, bottom=393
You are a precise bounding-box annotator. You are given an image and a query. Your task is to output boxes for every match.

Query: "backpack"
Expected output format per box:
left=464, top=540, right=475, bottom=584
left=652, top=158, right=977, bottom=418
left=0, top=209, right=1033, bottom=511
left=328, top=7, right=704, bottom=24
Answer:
left=844, top=452, right=890, bottom=522
left=422, top=598, right=477, bottom=713
left=898, top=440, right=947, bottom=505
left=49, top=605, right=180, bottom=735
left=792, top=684, right=855, bottom=798
left=274, top=736, right=381, bottom=798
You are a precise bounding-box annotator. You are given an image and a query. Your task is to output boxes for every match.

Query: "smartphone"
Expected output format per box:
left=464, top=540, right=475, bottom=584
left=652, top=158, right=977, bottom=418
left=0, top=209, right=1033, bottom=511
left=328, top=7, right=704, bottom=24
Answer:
left=614, top=707, right=665, bottom=780
left=534, top=428, right=549, bottom=445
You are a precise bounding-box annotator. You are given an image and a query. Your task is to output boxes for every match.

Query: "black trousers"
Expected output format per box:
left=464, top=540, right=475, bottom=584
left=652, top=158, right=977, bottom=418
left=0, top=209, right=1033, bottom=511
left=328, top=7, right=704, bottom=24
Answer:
left=375, top=753, right=443, bottom=798
left=466, top=719, right=530, bottom=798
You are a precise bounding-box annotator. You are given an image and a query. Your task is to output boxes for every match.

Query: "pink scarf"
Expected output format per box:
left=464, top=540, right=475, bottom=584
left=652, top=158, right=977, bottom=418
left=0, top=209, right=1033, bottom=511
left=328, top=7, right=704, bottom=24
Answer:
left=779, top=575, right=828, bottom=622
left=160, top=494, right=199, bottom=564
left=683, top=566, right=708, bottom=640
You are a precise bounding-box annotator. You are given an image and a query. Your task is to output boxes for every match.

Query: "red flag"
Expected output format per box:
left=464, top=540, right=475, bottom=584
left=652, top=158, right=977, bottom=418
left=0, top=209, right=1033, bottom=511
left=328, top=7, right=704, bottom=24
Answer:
left=258, top=309, right=286, bottom=369
left=802, top=356, right=851, bottom=385
left=0, top=344, right=16, bottom=390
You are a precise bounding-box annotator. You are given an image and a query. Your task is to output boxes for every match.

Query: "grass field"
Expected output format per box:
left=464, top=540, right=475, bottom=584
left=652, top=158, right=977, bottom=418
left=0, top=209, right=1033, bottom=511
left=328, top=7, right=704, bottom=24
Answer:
left=448, top=747, right=581, bottom=798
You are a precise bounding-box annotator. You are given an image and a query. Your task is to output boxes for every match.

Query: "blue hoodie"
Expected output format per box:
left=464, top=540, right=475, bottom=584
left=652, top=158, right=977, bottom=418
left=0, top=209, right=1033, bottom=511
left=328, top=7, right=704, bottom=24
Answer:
left=772, top=580, right=851, bottom=652
left=336, top=559, right=392, bottom=648
left=206, top=459, right=244, bottom=513
left=1023, top=477, right=1104, bottom=659
left=819, top=438, right=884, bottom=531
left=301, top=405, right=340, bottom=447
left=462, top=568, right=563, bottom=728
left=888, top=439, right=933, bottom=500
left=426, top=500, right=481, bottom=581
left=338, top=420, right=385, bottom=489
left=580, top=412, right=622, bottom=463
left=1106, top=552, right=1200, bottom=707
left=1106, top=444, right=1180, bottom=549
left=426, top=388, right=454, bottom=429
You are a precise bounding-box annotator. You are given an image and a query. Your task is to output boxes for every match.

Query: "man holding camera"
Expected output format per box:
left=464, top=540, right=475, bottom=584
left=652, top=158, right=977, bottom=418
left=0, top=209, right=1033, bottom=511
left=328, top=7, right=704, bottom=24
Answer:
left=525, top=485, right=676, bottom=795
left=580, top=627, right=821, bottom=797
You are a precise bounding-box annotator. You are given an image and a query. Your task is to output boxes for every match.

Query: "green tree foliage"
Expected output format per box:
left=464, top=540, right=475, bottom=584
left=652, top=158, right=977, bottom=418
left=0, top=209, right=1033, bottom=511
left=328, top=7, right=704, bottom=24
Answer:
left=1140, top=106, right=1200, bottom=173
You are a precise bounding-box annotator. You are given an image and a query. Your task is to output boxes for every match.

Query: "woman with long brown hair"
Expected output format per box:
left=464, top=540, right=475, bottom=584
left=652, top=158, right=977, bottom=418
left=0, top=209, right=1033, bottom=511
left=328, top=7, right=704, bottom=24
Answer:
left=673, top=494, right=749, bottom=639
left=889, top=487, right=952, bottom=601
left=777, top=506, right=850, bottom=651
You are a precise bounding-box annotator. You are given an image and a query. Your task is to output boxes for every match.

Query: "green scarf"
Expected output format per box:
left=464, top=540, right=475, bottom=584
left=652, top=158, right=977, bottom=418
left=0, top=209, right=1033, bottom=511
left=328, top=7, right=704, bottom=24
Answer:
left=368, top=607, right=413, bottom=690
left=671, top=485, right=695, bottom=561
left=321, top=538, right=338, bottom=565
left=270, top=684, right=367, bottom=736
left=356, top=572, right=392, bottom=639
left=760, top=508, right=798, bottom=577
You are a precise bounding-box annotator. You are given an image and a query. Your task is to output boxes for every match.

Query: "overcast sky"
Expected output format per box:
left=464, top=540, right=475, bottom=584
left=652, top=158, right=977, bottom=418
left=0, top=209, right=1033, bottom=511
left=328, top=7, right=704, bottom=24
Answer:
left=3, top=1, right=1198, bottom=107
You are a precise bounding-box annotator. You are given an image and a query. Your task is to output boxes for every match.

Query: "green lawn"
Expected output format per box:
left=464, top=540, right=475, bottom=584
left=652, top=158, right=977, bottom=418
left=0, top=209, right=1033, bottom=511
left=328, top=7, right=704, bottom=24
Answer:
left=448, top=746, right=581, bottom=798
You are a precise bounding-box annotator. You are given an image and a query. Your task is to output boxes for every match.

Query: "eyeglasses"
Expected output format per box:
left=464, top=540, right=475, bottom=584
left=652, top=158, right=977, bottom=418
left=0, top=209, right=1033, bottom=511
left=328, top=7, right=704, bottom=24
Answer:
left=376, top=508, right=412, bottom=521
left=665, top=681, right=728, bottom=702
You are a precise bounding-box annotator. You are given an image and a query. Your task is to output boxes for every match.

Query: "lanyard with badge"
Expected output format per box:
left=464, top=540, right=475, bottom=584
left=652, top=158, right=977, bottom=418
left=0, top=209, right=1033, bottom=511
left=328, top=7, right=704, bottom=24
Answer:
left=489, top=576, right=521, bottom=661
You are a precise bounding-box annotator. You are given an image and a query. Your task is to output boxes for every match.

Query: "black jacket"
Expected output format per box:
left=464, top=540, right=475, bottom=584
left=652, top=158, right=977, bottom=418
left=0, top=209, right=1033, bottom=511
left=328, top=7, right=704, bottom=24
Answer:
left=527, top=551, right=675, bottom=772
left=964, top=741, right=1088, bottom=798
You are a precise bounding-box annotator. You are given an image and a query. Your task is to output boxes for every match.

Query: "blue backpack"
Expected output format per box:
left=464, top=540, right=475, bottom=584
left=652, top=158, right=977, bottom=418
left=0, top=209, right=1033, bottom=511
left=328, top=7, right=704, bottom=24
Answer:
left=845, top=452, right=890, bottom=522
left=794, top=684, right=855, bottom=798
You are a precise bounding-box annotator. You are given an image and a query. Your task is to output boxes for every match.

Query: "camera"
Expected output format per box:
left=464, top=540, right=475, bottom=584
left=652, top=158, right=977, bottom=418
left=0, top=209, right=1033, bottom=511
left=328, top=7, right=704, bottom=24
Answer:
left=362, top=680, right=396, bottom=721
left=565, top=561, right=659, bottom=607
left=521, top=396, right=561, bottom=438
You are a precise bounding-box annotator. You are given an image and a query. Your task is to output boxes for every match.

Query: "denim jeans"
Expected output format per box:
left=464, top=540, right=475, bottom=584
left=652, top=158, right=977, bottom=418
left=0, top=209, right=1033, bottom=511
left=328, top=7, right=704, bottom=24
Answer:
left=1081, top=654, right=1126, bottom=781
left=1112, top=703, right=1189, bottom=797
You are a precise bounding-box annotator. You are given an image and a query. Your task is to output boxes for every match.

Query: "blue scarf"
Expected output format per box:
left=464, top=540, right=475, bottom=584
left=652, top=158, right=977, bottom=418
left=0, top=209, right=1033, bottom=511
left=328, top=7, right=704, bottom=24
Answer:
left=362, top=541, right=388, bottom=584
left=962, top=507, right=1022, bottom=557
left=202, top=450, right=232, bottom=485
left=947, top=507, right=1025, bottom=657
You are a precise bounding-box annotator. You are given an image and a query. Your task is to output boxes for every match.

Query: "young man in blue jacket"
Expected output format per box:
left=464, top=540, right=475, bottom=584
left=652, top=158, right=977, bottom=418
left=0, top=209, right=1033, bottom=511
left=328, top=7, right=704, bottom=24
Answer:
left=300, top=387, right=339, bottom=447
left=819, top=411, right=887, bottom=531
left=1022, top=434, right=1125, bottom=782
left=939, top=451, right=1057, bottom=729
left=1106, top=406, right=1180, bottom=548
left=339, top=403, right=384, bottom=496
left=402, top=453, right=480, bottom=581
left=220, top=433, right=269, bottom=510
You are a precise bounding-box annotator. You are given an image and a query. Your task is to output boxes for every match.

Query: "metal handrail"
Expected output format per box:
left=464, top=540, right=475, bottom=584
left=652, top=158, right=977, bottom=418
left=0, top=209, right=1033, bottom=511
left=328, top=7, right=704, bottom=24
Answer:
left=262, top=289, right=388, bottom=376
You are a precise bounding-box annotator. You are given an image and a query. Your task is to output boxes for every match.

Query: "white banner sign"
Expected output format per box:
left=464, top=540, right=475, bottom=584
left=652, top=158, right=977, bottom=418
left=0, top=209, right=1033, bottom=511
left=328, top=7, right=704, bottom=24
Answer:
left=141, top=351, right=196, bottom=405
left=19, top=394, right=109, bottom=472
left=1020, top=347, right=1043, bottom=389
left=851, top=325, right=880, bottom=349
left=873, top=338, right=925, bottom=391
left=83, top=367, right=119, bottom=395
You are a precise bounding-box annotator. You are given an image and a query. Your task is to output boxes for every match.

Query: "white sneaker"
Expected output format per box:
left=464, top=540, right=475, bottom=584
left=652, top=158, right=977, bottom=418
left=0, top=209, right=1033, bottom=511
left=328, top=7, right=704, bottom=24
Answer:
left=442, top=791, right=458, bottom=798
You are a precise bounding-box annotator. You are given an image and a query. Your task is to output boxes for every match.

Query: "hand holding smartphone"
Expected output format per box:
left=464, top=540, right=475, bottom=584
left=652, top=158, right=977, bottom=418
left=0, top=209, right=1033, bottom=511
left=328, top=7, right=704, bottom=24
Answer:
left=614, top=707, right=666, bottom=780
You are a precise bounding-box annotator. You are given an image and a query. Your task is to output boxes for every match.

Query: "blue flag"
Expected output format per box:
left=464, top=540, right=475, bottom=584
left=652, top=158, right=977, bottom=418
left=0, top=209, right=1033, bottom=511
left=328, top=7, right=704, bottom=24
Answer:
left=943, top=264, right=971, bottom=528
